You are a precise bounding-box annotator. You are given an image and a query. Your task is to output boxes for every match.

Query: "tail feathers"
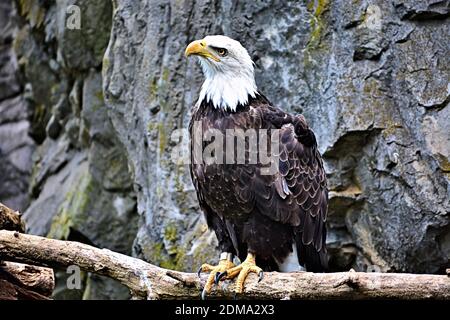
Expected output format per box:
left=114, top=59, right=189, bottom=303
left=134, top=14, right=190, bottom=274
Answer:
left=296, top=241, right=328, bottom=273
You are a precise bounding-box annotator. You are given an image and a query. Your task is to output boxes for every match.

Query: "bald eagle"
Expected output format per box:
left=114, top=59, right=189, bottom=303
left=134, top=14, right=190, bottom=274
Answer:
left=186, top=35, right=328, bottom=298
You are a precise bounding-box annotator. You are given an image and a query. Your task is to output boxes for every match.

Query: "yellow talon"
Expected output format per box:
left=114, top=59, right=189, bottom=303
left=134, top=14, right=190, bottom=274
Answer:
left=198, top=257, right=235, bottom=299
left=223, top=252, right=264, bottom=294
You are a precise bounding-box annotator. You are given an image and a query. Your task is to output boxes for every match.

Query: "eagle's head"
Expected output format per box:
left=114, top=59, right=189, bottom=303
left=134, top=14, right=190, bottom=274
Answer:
left=185, top=35, right=257, bottom=112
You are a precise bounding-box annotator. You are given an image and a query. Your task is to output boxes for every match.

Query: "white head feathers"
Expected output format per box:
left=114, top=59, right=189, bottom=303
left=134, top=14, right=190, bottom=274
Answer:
left=186, top=35, right=258, bottom=112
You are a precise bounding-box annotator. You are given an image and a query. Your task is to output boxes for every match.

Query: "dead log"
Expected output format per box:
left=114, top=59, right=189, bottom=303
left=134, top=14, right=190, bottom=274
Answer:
left=0, top=261, right=54, bottom=296
left=0, top=203, right=53, bottom=300
left=0, top=230, right=449, bottom=300
left=0, top=202, right=25, bottom=232
left=0, top=279, right=50, bottom=300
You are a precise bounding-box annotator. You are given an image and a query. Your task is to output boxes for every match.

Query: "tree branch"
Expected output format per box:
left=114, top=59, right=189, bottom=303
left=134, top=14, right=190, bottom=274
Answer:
left=0, top=279, right=51, bottom=300
left=0, top=203, right=54, bottom=299
left=0, top=261, right=54, bottom=296
left=0, top=230, right=449, bottom=299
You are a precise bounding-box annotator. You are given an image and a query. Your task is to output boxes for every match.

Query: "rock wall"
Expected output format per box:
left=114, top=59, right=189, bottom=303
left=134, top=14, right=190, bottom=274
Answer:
left=0, top=0, right=35, bottom=212
left=1, top=0, right=448, bottom=299
left=9, top=0, right=136, bottom=299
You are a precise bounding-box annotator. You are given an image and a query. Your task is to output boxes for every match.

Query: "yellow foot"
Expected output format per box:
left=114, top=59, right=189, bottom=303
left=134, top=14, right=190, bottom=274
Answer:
left=218, top=252, right=264, bottom=295
left=197, top=254, right=235, bottom=300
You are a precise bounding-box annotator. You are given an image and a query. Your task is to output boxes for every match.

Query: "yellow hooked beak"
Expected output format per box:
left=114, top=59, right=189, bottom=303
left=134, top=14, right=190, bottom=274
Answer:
left=185, top=39, right=220, bottom=62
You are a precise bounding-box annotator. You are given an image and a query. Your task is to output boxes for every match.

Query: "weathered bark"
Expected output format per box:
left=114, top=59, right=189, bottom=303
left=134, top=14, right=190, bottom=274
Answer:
left=0, top=230, right=448, bottom=300
left=0, top=261, right=54, bottom=296
left=0, top=279, right=50, bottom=300
left=0, top=202, right=25, bottom=232
left=0, top=203, right=53, bottom=300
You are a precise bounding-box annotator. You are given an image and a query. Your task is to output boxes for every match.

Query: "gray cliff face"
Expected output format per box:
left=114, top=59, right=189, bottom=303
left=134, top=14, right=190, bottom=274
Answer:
left=8, top=0, right=136, bottom=299
left=1, top=0, right=448, bottom=299
left=0, top=0, right=35, bottom=212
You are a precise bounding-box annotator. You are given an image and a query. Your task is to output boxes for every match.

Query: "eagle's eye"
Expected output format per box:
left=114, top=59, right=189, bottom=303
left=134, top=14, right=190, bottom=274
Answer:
left=213, top=47, right=228, bottom=57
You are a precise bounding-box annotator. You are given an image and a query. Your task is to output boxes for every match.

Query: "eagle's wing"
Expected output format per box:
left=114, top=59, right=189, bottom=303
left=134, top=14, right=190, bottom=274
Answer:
left=234, top=104, right=328, bottom=271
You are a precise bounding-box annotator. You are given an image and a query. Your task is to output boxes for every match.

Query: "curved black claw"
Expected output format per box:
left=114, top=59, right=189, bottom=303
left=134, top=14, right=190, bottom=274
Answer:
left=214, top=272, right=221, bottom=284
left=201, top=288, right=207, bottom=300
left=197, top=266, right=202, bottom=278
left=258, top=271, right=264, bottom=283
left=216, top=271, right=228, bottom=283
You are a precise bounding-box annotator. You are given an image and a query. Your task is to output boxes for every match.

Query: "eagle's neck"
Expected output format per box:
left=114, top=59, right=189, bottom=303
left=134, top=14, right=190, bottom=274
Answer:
left=197, top=61, right=258, bottom=112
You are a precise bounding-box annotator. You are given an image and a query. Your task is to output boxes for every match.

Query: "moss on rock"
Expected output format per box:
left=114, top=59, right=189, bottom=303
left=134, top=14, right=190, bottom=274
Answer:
left=47, top=170, right=94, bottom=240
